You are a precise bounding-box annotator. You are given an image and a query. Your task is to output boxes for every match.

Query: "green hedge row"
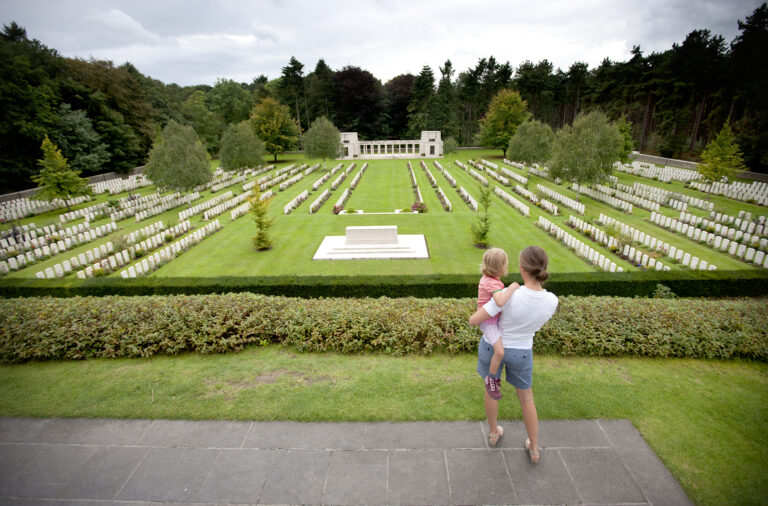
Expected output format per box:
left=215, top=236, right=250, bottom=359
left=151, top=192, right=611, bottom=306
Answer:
left=2, top=269, right=768, bottom=298
left=1, top=294, right=765, bottom=363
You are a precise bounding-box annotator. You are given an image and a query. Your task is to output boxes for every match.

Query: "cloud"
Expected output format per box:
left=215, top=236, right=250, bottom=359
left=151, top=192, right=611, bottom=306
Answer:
left=0, top=0, right=762, bottom=85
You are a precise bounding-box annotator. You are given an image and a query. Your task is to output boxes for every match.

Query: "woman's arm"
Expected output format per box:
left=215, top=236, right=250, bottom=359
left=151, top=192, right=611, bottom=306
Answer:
left=469, top=307, right=492, bottom=326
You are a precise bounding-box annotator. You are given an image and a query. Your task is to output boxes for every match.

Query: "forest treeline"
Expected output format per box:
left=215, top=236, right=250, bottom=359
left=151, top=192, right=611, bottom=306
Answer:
left=1, top=3, right=766, bottom=192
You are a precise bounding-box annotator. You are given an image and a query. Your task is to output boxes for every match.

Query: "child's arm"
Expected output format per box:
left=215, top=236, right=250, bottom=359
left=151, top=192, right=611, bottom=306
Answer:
left=492, top=282, right=520, bottom=307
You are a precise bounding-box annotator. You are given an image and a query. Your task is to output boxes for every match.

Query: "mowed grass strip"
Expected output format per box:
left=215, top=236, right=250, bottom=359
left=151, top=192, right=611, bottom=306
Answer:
left=345, top=161, right=414, bottom=212
left=0, top=348, right=764, bottom=506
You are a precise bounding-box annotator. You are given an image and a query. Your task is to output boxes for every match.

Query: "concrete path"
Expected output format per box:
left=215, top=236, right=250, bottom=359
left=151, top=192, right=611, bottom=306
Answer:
left=0, top=417, right=692, bottom=505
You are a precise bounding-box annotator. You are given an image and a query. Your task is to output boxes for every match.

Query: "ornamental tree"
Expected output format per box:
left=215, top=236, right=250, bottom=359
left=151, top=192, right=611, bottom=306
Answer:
left=303, top=116, right=340, bottom=169
left=250, top=97, right=299, bottom=162
left=219, top=121, right=264, bottom=171
left=32, top=135, right=92, bottom=211
left=548, top=111, right=624, bottom=199
left=144, top=120, right=212, bottom=193
left=249, top=189, right=274, bottom=250
left=471, top=185, right=493, bottom=248
left=699, top=124, right=747, bottom=182
left=506, top=119, right=554, bottom=167
left=477, top=89, right=530, bottom=158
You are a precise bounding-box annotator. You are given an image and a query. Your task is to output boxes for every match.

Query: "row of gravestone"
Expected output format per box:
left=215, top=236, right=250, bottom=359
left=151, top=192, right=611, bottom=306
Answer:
left=91, top=174, right=152, bottom=196
left=538, top=216, right=624, bottom=272
left=650, top=212, right=767, bottom=265
left=598, top=213, right=716, bottom=271
left=676, top=212, right=767, bottom=250
left=120, top=220, right=221, bottom=278
left=0, top=222, right=117, bottom=273
left=178, top=191, right=233, bottom=221
left=0, top=195, right=91, bottom=222
left=0, top=221, right=89, bottom=254
left=566, top=214, right=670, bottom=271
left=615, top=161, right=701, bottom=183
left=690, top=180, right=768, bottom=206
left=33, top=241, right=115, bottom=279
left=108, top=190, right=186, bottom=222
left=135, top=192, right=200, bottom=223
left=629, top=181, right=712, bottom=211
left=495, top=187, right=530, bottom=217
left=594, top=183, right=659, bottom=212
left=36, top=220, right=191, bottom=279
left=536, top=184, right=585, bottom=215
left=572, top=184, right=635, bottom=213
left=202, top=190, right=252, bottom=221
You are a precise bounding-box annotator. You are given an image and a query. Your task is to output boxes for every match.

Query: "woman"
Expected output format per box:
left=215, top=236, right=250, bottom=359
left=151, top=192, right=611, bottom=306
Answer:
left=469, top=245, right=558, bottom=465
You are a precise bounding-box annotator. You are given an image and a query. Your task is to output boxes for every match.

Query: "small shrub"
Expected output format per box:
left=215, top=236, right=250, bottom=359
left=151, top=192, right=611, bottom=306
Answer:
left=333, top=205, right=343, bottom=215
left=652, top=283, right=676, bottom=299
left=411, top=202, right=427, bottom=213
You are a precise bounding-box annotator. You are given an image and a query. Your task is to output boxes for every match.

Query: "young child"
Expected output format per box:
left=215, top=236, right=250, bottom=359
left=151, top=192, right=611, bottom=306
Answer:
left=477, top=248, right=519, bottom=400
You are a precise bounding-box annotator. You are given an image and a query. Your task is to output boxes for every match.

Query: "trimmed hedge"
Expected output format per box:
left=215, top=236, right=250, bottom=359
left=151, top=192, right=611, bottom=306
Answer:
left=1, top=269, right=768, bottom=298
left=1, top=294, right=765, bottom=363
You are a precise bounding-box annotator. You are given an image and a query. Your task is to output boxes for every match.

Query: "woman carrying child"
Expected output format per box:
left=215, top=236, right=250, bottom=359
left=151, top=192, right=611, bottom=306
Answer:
left=470, top=246, right=558, bottom=465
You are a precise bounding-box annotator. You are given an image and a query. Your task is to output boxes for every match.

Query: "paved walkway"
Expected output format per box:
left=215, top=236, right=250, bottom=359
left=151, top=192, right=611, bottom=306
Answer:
left=0, top=417, right=692, bottom=505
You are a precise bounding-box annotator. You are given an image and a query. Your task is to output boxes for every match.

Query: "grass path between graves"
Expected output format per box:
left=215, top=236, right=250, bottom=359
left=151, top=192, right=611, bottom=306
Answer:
left=0, top=348, right=765, bottom=506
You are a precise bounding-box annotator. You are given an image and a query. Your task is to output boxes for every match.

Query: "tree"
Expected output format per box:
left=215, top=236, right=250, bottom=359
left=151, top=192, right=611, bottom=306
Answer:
left=443, top=136, right=458, bottom=167
left=144, top=120, right=211, bottom=192
left=471, top=185, right=493, bottom=248
left=433, top=60, right=460, bottom=139
left=249, top=189, right=274, bottom=250
left=219, top=121, right=264, bottom=171
left=250, top=97, right=299, bottom=162
left=615, top=116, right=635, bottom=163
left=306, top=59, right=335, bottom=123
left=279, top=56, right=306, bottom=144
left=506, top=119, right=554, bottom=166
left=730, top=3, right=768, bottom=173
left=49, top=103, right=110, bottom=176
left=32, top=135, right=92, bottom=211
left=407, top=65, right=436, bottom=136
left=477, top=89, right=530, bottom=157
left=250, top=74, right=272, bottom=101
left=549, top=111, right=624, bottom=199
left=181, top=90, right=224, bottom=155
left=303, top=116, right=340, bottom=168
left=699, top=124, right=747, bottom=182
left=208, top=78, right=253, bottom=125
left=332, top=66, right=384, bottom=139
left=383, top=74, right=416, bottom=138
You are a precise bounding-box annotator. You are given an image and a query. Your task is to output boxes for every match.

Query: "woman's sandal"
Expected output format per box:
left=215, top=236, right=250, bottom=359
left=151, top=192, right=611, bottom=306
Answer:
left=489, top=426, right=504, bottom=447
left=525, top=438, right=540, bottom=466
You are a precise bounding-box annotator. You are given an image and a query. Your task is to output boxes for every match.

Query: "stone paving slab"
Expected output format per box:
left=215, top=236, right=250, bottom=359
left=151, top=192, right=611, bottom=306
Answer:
left=0, top=417, right=693, bottom=505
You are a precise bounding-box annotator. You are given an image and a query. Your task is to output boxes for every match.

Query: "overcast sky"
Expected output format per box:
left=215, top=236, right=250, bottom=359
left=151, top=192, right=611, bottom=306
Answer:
left=0, top=0, right=762, bottom=86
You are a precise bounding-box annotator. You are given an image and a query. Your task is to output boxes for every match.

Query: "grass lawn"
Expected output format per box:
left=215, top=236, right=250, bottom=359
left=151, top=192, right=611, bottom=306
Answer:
left=345, top=162, right=414, bottom=212
left=0, top=347, right=765, bottom=506
left=2, top=150, right=765, bottom=280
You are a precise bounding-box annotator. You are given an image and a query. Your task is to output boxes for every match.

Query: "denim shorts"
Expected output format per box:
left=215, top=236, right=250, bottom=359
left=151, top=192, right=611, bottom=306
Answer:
left=476, top=339, right=533, bottom=390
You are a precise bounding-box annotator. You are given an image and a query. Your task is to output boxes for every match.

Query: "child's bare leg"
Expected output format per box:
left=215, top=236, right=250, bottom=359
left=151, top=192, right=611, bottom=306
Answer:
left=489, top=339, right=504, bottom=376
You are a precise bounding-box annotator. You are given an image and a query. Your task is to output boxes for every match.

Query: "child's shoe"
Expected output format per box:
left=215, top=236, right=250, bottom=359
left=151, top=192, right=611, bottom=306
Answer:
left=484, top=375, right=502, bottom=400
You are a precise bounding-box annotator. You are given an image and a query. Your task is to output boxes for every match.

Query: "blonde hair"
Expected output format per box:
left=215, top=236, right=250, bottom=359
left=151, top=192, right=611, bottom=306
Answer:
left=519, top=245, right=549, bottom=283
left=481, top=248, right=508, bottom=278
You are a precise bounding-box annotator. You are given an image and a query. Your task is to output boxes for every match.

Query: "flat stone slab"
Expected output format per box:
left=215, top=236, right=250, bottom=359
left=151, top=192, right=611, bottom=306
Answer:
left=313, top=234, right=429, bottom=260
left=345, top=225, right=398, bottom=244
left=0, top=417, right=692, bottom=505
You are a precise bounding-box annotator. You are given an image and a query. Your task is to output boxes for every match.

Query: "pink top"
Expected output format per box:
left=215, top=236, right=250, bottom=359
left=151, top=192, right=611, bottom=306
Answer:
left=478, top=275, right=504, bottom=323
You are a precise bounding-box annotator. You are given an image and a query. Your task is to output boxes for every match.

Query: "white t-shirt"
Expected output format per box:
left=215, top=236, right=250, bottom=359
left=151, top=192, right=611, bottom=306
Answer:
left=482, top=285, right=558, bottom=349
